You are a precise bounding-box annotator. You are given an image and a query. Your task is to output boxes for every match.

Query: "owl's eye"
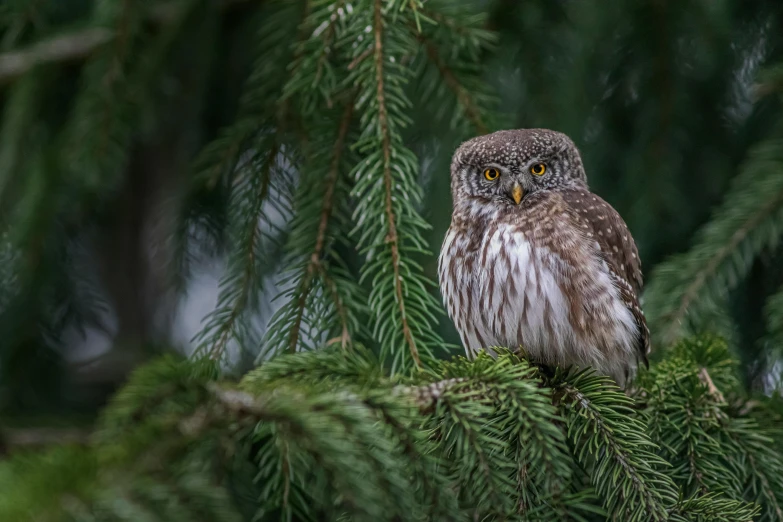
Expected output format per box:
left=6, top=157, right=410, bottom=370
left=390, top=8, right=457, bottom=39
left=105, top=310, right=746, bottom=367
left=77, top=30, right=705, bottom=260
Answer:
left=484, top=168, right=500, bottom=181
left=530, top=163, right=546, bottom=176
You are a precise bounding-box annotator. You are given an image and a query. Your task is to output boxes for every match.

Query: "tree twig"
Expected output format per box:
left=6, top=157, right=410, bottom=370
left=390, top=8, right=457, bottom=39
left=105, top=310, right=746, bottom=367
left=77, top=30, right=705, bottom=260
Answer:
left=0, top=0, right=253, bottom=84
left=0, top=29, right=112, bottom=83
left=287, top=102, right=354, bottom=353
left=664, top=188, right=783, bottom=343
left=373, top=0, right=422, bottom=368
left=419, top=35, right=488, bottom=134
left=0, top=427, right=91, bottom=452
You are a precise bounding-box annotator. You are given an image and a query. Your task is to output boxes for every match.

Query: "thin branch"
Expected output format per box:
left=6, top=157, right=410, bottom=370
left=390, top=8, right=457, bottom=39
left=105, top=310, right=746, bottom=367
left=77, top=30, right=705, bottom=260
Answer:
left=0, top=428, right=91, bottom=452
left=561, top=384, right=665, bottom=518
left=347, top=48, right=372, bottom=71
left=373, top=0, right=421, bottom=368
left=396, top=377, right=469, bottom=410
left=745, top=445, right=783, bottom=520
left=697, top=367, right=725, bottom=403
left=420, top=35, right=487, bottom=134
left=312, top=0, right=346, bottom=82
left=0, top=0, right=253, bottom=83
left=0, top=29, right=112, bottom=82
left=319, top=265, right=352, bottom=349
left=287, top=102, right=354, bottom=353
left=209, top=143, right=276, bottom=360
left=92, top=0, right=133, bottom=166
left=663, top=189, right=783, bottom=343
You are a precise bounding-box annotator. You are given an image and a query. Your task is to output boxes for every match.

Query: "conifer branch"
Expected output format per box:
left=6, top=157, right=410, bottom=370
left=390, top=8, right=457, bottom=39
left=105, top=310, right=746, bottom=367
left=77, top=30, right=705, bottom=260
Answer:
left=745, top=445, right=783, bottom=521
left=193, top=1, right=310, bottom=361
left=557, top=370, right=677, bottom=521
left=286, top=103, right=354, bottom=353
left=639, top=342, right=745, bottom=500
left=346, top=0, right=445, bottom=372
left=764, top=286, right=783, bottom=355
left=645, top=129, right=783, bottom=345
left=320, top=267, right=354, bottom=347
left=57, top=0, right=144, bottom=194
left=2, top=339, right=780, bottom=520
left=373, top=0, right=421, bottom=369
left=722, top=417, right=783, bottom=522
left=667, top=190, right=783, bottom=338
left=207, top=144, right=277, bottom=361
left=406, top=1, right=497, bottom=136
left=421, top=37, right=488, bottom=134
left=197, top=136, right=280, bottom=360
left=93, top=0, right=133, bottom=167
left=0, top=0, right=252, bottom=83
left=0, top=29, right=112, bottom=82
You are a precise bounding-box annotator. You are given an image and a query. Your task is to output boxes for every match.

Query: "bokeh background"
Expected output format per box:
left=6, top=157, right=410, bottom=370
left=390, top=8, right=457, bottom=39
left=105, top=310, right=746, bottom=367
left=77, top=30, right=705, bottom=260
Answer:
left=1, top=0, right=782, bottom=440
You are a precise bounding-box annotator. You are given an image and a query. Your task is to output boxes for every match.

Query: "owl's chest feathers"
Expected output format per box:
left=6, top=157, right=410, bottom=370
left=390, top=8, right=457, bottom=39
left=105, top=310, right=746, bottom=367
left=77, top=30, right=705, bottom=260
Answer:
left=439, top=214, right=638, bottom=371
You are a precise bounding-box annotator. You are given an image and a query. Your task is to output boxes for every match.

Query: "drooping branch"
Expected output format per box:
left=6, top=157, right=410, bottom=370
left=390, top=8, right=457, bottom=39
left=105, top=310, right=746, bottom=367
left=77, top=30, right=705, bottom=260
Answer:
left=665, top=190, right=783, bottom=340
left=287, top=102, right=354, bottom=353
left=373, top=0, right=421, bottom=368
left=421, top=36, right=488, bottom=134
left=208, top=143, right=276, bottom=361
left=0, top=29, right=112, bottom=82
left=0, top=0, right=253, bottom=84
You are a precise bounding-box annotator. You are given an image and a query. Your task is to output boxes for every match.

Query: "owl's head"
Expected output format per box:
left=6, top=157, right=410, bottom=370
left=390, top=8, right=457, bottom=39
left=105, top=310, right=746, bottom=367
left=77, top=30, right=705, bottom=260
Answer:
left=450, top=129, right=587, bottom=209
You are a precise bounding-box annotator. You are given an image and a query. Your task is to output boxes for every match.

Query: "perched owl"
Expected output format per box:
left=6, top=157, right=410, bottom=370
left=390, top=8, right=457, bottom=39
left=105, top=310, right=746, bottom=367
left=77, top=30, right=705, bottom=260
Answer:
left=438, top=129, right=649, bottom=387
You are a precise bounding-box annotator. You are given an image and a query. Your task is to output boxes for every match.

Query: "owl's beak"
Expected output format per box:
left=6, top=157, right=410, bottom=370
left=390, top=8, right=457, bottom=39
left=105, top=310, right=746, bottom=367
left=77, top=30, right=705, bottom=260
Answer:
left=511, top=184, right=523, bottom=205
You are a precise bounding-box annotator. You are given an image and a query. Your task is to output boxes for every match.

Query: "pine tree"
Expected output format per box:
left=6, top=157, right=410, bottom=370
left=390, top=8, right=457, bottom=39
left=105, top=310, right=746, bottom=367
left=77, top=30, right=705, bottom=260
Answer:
left=1, top=0, right=783, bottom=520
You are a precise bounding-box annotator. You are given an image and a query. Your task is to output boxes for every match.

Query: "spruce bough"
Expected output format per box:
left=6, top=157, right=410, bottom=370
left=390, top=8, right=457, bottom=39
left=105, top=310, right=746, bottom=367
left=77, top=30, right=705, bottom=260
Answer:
left=0, top=335, right=778, bottom=521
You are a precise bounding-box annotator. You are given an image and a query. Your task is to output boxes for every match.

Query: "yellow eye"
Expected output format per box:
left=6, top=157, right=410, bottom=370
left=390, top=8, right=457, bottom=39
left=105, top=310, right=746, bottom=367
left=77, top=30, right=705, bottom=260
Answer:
left=531, top=163, right=546, bottom=176
left=484, top=168, right=500, bottom=181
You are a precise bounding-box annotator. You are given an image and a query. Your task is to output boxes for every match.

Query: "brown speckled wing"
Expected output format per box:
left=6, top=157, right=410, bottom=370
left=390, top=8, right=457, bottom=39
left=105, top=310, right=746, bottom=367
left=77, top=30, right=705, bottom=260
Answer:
left=560, top=188, right=650, bottom=366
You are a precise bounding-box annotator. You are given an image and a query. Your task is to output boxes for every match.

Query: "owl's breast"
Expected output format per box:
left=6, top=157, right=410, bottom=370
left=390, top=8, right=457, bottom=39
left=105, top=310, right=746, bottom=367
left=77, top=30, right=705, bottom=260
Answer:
left=439, top=221, right=638, bottom=377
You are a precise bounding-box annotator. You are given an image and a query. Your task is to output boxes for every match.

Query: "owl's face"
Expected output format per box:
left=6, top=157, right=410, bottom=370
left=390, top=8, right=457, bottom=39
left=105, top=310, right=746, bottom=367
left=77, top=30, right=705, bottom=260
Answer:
left=450, top=129, right=587, bottom=209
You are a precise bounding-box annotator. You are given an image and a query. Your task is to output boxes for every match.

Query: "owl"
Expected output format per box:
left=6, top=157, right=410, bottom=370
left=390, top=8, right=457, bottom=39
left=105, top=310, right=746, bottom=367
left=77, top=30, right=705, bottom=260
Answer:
left=438, top=129, right=649, bottom=387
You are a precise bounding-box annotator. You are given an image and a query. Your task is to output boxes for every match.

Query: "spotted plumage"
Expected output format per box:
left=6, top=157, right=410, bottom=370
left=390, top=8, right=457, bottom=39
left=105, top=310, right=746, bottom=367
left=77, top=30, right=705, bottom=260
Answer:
left=438, top=129, right=649, bottom=387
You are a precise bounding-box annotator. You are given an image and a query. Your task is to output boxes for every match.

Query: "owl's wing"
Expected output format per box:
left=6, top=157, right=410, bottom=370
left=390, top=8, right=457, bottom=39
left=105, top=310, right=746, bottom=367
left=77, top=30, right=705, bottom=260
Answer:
left=560, top=189, right=650, bottom=366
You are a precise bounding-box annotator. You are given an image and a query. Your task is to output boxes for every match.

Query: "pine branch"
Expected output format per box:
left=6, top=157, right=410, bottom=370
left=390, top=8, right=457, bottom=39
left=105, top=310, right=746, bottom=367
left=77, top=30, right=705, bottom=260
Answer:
left=0, top=0, right=252, bottom=83
left=281, top=0, right=350, bottom=113
left=286, top=107, right=353, bottom=352
left=175, top=0, right=306, bottom=291
left=259, top=2, right=369, bottom=359
left=375, top=0, right=419, bottom=368
left=642, top=357, right=743, bottom=498
left=764, top=285, right=783, bottom=363
left=672, top=493, right=759, bottom=522
left=421, top=37, right=488, bottom=134
left=59, top=0, right=199, bottom=199
left=262, top=102, right=362, bottom=358
left=424, top=352, right=572, bottom=517
left=190, top=0, right=309, bottom=361
left=241, top=346, right=385, bottom=393
left=645, top=125, right=783, bottom=346
left=230, top=374, right=444, bottom=521
left=193, top=139, right=287, bottom=361
left=726, top=418, right=783, bottom=522
left=409, top=1, right=498, bottom=135
left=346, top=0, right=446, bottom=373
left=556, top=369, right=678, bottom=521
left=3, top=339, right=781, bottom=521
